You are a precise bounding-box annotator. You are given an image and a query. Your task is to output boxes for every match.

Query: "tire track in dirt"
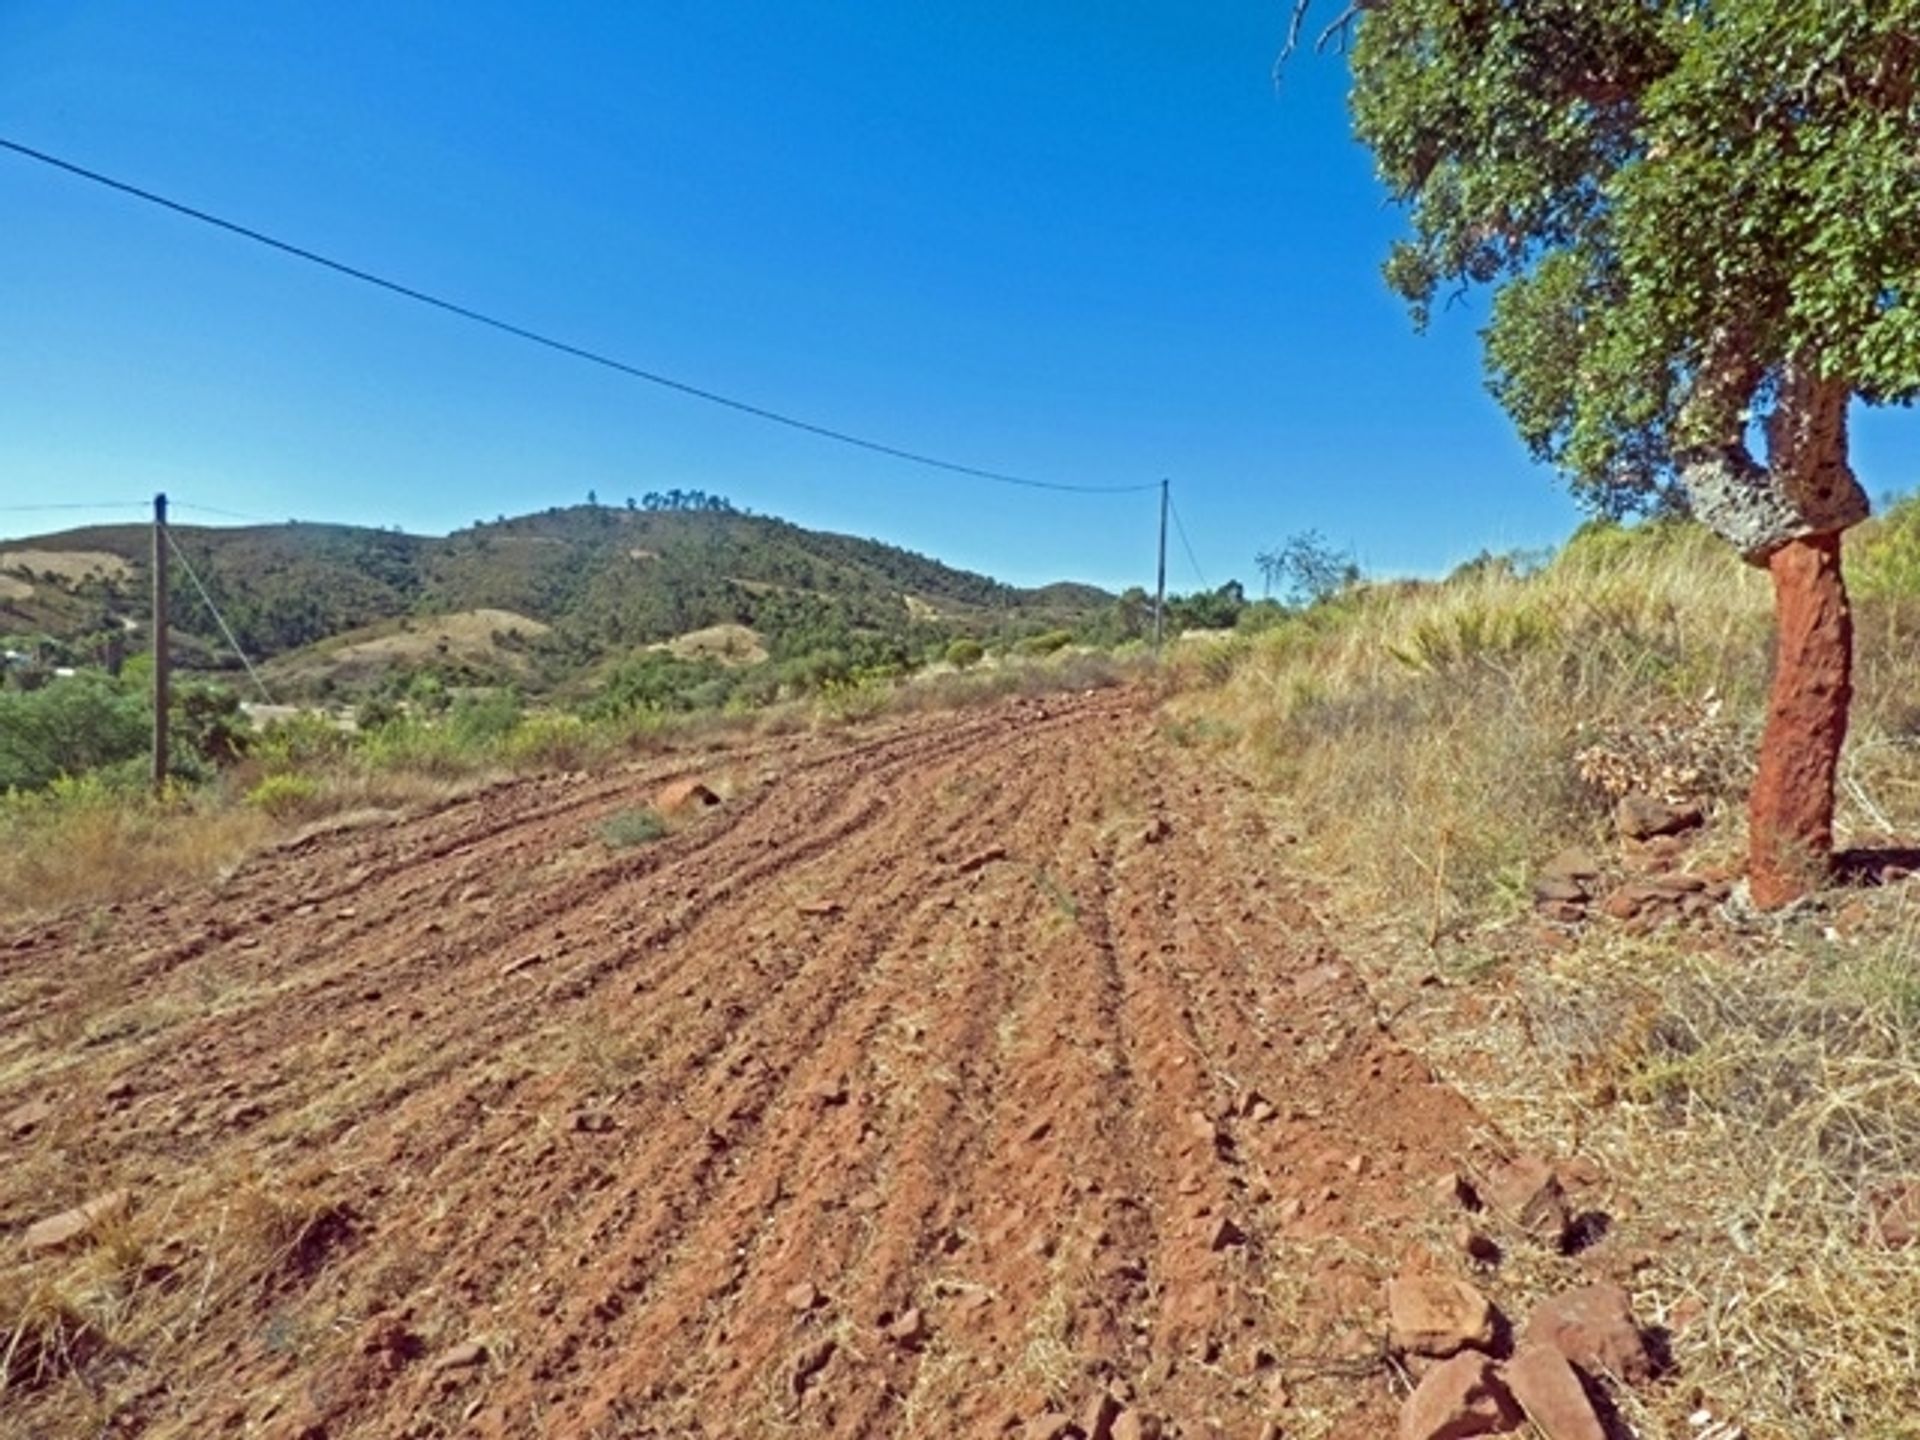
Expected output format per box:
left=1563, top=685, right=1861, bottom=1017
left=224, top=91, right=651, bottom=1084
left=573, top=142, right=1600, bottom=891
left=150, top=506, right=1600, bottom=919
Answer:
left=0, top=691, right=1488, bottom=1440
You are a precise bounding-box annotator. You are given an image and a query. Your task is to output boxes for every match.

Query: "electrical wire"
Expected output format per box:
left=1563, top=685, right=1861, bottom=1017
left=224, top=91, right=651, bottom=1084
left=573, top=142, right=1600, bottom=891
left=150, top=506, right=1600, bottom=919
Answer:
left=162, top=525, right=275, bottom=704
left=170, top=501, right=280, bottom=523
left=1169, top=496, right=1209, bottom=591
left=1, top=136, right=1158, bottom=497
left=0, top=501, right=147, bottom=513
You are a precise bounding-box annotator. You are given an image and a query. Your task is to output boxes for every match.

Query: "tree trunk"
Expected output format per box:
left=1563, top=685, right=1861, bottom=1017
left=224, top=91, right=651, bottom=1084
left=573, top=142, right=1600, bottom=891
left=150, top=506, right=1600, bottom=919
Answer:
left=1748, top=531, right=1853, bottom=909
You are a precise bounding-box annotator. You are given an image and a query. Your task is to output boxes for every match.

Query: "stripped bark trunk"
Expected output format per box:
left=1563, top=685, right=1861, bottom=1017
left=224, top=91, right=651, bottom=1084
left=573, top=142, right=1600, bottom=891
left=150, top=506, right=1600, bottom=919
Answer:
left=1749, top=533, right=1853, bottom=908
left=1679, top=358, right=1866, bottom=908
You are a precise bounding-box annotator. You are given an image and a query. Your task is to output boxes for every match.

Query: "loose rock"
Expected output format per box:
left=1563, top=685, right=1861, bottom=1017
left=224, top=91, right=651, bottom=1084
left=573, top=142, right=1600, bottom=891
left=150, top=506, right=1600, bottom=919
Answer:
left=1526, top=1283, right=1654, bottom=1384
left=24, top=1189, right=131, bottom=1253
left=1480, top=1155, right=1571, bottom=1246
left=1398, top=1352, right=1522, bottom=1440
left=1539, top=847, right=1602, bottom=887
left=431, top=1340, right=487, bottom=1371
left=790, top=1338, right=836, bottom=1395
left=1081, top=1389, right=1122, bottom=1440
left=784, top=1281, right=819, bottom=1312
left=1386, top=1274, right=1498, bottom=1358
left=1503, top=1343, right=1607, bottom=1440
left=1206, top=1215, right=1246, bottom=1251
left=654, top=778, right=720, bottom=815
left=885, top=1306, right=926, bottom=1345
left=1615, top=794, right=1704, bottom=843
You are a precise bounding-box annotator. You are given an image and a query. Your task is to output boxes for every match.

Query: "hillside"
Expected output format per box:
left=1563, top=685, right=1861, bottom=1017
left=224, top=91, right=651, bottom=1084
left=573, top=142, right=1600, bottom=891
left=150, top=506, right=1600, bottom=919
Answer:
left=0, top=499, right=1113, bottom=694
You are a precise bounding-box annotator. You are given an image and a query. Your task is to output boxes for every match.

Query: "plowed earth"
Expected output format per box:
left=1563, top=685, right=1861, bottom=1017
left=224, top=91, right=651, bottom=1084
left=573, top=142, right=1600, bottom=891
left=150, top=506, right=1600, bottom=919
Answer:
left=2, top=692, right=1485, bottom=1439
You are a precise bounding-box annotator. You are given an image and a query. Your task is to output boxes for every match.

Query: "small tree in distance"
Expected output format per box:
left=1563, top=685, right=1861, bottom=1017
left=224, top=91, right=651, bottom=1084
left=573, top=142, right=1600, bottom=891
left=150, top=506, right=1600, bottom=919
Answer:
left=1292, top=1, right=1920, bottom=906
left=1257, top=530, right=1361, bottom=607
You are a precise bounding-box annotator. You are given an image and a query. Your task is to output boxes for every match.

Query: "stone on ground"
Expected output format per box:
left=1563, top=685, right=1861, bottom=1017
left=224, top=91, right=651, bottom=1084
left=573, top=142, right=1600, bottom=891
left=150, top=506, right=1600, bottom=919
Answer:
left=1480, top=1154, right=1571, bottom=1246
left=1398, top=1352, right=1523, bottom=1440
left=1387, top=1273, right=1498, bottom=1357
left=1615, top=794, right=1704, bottom=842
left=1502, top=1343, right=1607, bottom=1440
left=1526, top=1283, right=1654, bottom=1383
left=23, top=1189, right=130, bottom=1252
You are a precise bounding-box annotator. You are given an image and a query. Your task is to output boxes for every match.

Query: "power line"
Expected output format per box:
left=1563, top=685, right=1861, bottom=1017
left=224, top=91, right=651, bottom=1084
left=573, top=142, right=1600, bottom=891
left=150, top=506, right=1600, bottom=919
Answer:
left=1169, top=496, right=1209, bottom=591
left=0, top=501, right=147, bottom=513
left=162, top=525, right=275, bottom=704
left=1, top=136, right=1158, bottom=498
left=171, top=501, right=281, bottom=523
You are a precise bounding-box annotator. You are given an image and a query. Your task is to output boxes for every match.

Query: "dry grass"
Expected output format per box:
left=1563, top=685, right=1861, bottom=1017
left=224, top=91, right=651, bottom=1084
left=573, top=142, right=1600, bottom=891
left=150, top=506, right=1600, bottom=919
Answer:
left=1185, top=517, right=1920, bottom=1438
left=0, top=784, right=271, bottom=918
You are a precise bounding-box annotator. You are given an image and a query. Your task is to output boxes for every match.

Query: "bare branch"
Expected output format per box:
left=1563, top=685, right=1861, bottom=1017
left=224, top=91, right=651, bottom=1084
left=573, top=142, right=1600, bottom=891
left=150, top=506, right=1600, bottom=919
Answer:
left=1276, top=0, right=1381, bottom=80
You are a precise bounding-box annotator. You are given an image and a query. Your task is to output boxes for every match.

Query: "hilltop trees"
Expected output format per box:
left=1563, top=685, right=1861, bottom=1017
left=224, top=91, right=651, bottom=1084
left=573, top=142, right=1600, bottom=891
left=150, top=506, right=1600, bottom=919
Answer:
left=1308, top=1, right=1920, bottom=906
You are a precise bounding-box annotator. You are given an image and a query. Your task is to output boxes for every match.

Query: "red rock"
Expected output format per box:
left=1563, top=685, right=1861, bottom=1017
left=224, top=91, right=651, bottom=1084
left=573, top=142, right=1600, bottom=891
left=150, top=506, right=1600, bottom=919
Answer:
left=1481, top=1155, right=1571, bottom=1245
left=1111, top=1411, right=1154, bottom=1440
left=654, top=777, right=720, bottom=815
left=1615, top=794, right=1704, bottom=842
left=1503, top=1344, right=1605, bottom=1440
left=885, top=1306, right=926, bottom=1345
left=789, top=1338, right=835, bottom=1395
left=431, top=1340, right=487, bottom=1371
left=1540, top=847, right=1602, bottom=885
left=1081, top=1389, right=1122, bottom=1440
left=1532, top=874, right=1589, bottom=904
left=1749, top=533, right=1850, bottom=908
left=1025, top=1415, right=1074, bottom=1440
left=23, top=1189, right=130, bottom=1252
left=785, top=1281, right=820, bottom=1312
left=1398, top=1352, right=1522, bottom=1440
left=1526, top=1283, right=1654, bottom=1383
left=1205, top=1215, right=1246, bottom=1251
left=1387, top=1274, right=1497, bottom=1357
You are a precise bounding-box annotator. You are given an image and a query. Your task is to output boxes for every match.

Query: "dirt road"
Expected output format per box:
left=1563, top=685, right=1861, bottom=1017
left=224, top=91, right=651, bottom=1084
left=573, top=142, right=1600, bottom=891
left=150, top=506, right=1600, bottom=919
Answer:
left=2, top=692, right=1484, bottom=1438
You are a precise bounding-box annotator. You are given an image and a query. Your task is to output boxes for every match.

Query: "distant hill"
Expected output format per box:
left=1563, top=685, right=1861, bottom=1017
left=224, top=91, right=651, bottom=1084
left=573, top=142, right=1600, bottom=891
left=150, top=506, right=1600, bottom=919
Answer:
left=0, top=498, right=1114, bottom=695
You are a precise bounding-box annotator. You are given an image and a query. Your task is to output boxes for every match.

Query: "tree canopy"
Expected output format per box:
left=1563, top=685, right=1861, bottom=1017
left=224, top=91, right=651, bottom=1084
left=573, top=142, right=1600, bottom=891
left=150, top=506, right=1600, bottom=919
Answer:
left=1342, top=1, right=1919, bottom=525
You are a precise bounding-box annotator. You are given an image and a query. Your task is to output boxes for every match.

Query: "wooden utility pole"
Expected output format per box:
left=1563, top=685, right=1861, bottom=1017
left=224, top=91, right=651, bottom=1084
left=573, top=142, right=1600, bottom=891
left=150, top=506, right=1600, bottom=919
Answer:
left=1153, top=478, right=1169, bottom=650
left=151, top=492, right=169, bottom=794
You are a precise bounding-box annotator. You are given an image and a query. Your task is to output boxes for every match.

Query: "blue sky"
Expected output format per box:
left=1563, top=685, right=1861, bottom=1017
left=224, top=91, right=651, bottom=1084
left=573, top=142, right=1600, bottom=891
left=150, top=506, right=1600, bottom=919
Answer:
left=2, top=3, right=1914, bottom=593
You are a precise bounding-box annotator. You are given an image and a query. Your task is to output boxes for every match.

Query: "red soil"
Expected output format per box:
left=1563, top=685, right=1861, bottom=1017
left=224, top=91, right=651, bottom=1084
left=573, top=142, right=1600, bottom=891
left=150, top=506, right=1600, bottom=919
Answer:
left=1, top=693, right=1485, bottom=1437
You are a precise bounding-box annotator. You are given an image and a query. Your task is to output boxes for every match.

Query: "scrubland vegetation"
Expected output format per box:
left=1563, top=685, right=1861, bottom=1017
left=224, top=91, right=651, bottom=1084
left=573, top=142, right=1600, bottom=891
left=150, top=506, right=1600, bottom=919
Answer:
left=1171, top=501, right=1920, bottom=1437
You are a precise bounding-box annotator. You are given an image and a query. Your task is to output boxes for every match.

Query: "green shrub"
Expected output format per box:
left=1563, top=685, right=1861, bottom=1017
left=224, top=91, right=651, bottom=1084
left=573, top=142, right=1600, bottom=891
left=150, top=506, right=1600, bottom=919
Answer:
left=944, top=637, right=985, bottom=670
left=502, top=714, right=597, bottom=770
left=1851, top=494, right=1920, bottom=599
left=245, top=773, right=324, bottom=819
left=590, top=653, right=732, bottom=716
left=255, top=712, right=351, bottom=770
left=0, top=673, right=148, bottom=791
left=600, top=807, right=666, bottom=848
left=447, top=689, right=523, bottom=745
left=1016, top=629, right=1074, bottom=657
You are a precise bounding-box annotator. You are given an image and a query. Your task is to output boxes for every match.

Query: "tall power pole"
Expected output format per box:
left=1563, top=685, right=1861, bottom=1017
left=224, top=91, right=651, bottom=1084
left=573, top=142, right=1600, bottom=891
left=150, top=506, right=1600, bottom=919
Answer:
left=151, top=492, right=169, bottom=794
left=1153, top=478, right=1169, bottom=650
